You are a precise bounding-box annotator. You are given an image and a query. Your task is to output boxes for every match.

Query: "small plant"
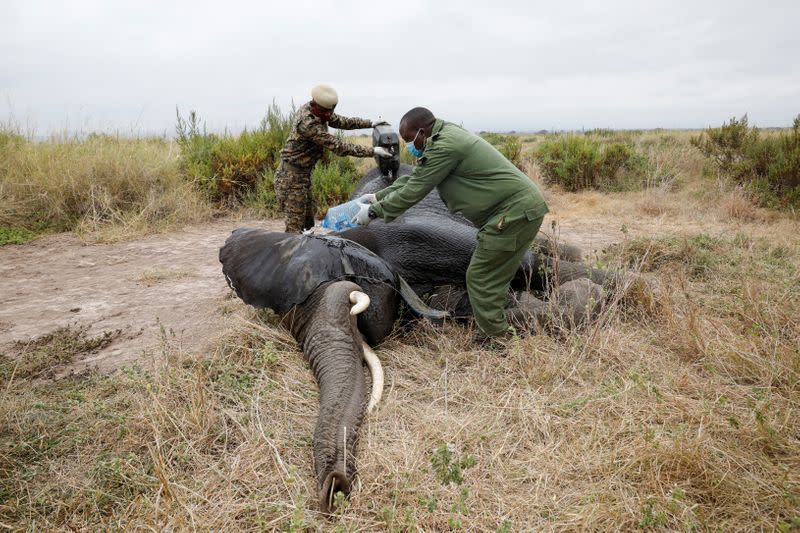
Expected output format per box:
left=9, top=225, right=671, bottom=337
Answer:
left=430, top=443, right=476, bottom=485
left=638, top=498, right=668, bottom=529
left=0, top=227, right=38, bottom=245
left=496, top=519, right=513, bottom=533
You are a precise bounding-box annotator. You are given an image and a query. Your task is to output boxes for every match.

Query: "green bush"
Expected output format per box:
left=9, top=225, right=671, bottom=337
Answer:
left=241, top=169, right=278, bottom=217
left=480, top=132, right=524, bottom=170
left=691, top=114, right=800, bottom=209
left=312, top=155, right=358, bottom=216
left=242, top=151, right=359, bottom=219
left=176, top=102, right=295, bottom=201
left=534, top=136, right=649, bottom=191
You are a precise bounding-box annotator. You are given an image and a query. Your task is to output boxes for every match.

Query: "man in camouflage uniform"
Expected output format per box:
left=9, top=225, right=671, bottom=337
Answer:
left=274, top=84, right=392, bottom=233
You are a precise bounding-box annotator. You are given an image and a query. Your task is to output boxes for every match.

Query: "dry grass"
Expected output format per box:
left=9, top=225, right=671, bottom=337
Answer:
left=129, top=269, right=197, bottom=287
left=1, top=228, right=798, bottom=531
left=1, top=128, right=799, bottom=531
left=0, top=132, right=212, bottom=242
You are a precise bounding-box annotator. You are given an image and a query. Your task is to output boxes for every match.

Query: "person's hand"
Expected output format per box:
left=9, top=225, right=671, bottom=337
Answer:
left=357, top=193, right=377, bottom=204
left=373, top=146, right=392, bottom=158
left=372, top=120, right=389, bottom=127
left=352, top=202, right=373, bottom=226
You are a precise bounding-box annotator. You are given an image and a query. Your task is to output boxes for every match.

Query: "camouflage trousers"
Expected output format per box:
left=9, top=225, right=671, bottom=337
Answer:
left=273, top=162, right=316, bottom=233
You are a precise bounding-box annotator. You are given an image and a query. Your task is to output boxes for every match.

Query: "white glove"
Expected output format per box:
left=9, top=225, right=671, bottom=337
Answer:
left=357, top=193, right=377, bottom=204
left=373, top=146, right=392, bottom=158
left=351, top=202, right=373, bottom=226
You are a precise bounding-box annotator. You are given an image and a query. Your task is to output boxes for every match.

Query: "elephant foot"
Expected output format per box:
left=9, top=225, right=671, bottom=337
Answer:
left=549, top=278, right=605, bottom=328
left=507, top=279, right=605, bottom=332
left=506, top=292, right=548, bottom=331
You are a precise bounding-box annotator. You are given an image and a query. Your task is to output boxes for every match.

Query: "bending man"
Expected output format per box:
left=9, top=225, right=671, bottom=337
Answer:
left=275, top=84, right=392, bottom=233
left=353, top=107, right=548, bottom=340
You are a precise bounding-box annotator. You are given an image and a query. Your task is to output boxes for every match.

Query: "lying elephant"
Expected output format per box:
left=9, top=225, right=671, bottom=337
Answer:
left=219, top=166, right=628, bottom=512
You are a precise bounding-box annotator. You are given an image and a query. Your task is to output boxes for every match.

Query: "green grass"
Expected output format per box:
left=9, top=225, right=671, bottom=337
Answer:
left=534, top=135, right=652, bottom=191
left=0, top=226, right=40, bottom=245
left=0, top=325, right=121, bottom=382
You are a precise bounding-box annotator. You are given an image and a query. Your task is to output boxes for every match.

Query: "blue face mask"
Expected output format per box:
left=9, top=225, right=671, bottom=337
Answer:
left=406, top=141, right=424, bottom=158
left=406, top=129, right=425, bottom=158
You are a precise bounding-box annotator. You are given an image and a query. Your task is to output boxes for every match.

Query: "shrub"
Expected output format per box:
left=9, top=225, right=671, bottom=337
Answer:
left=690, top=115, right=757, bottom=176
left=312, top=155, right=358, bottom=216
left=242, top=152, right=359, bottom=219
left=691, top=114, right=800, bottom=209
left=534, top=136, right=649, bottom=191
left=176, top=102, right=295, bottom=201
left=480, top=132, right=525, bottom=170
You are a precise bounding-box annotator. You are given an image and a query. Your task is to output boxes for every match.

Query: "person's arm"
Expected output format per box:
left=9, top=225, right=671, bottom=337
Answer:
left=371, top=143, right=460, bottom=222
left=328, top=113, right=372, bottom=130
left=300, top=121, right=373, bottom=158
left=374, top=174, right=412, bottom=201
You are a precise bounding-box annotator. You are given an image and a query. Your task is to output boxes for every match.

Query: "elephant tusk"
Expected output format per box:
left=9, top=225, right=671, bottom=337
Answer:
left=349, top=291, right=370, bottom=315
left=349, top=291, right=383, bottom=411
left=362, top=340, right=384, bottom=413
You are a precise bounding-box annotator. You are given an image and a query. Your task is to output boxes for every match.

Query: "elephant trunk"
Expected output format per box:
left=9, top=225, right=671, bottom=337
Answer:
left=284, top=281, right=373, bottom=514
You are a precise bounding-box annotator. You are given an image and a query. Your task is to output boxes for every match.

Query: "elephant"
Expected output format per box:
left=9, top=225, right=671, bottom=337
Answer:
left=219, top=164, right=638, bottom=512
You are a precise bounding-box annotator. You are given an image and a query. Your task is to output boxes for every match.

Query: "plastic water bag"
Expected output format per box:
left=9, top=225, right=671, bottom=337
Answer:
left=321, top=199, right=363, bottom=231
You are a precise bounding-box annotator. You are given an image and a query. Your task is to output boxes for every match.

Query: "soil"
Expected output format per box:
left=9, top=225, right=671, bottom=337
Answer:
left=0, top=219, right=282, bottom=376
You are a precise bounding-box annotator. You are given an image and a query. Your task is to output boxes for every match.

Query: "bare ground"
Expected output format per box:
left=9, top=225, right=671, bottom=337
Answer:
left=0, top=218, right=281, bottom=375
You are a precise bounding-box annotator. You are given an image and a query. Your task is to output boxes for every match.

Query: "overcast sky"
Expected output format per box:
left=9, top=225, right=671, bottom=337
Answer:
left=2, top=0, right=799, bottom=135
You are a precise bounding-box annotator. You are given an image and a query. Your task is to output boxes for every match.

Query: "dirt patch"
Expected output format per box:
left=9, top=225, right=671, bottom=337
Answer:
left=0, top=218, right=281, bottom=375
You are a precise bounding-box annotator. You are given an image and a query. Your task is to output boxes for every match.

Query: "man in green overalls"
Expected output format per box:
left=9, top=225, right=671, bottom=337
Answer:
left=352, top=107, right=549, bottom=340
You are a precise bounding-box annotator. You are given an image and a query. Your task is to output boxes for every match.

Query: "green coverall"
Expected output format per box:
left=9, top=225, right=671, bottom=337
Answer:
left=370, top=119, right=548, bottom=337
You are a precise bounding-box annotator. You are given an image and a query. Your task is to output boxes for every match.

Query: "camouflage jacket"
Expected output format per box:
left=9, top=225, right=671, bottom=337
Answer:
left=279, top=101, right=374, bottom=171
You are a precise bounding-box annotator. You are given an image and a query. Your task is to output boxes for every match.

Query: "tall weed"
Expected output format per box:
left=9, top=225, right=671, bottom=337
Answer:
left=176, top=102, right=294, bottom=201
left=0, top=129, right=209, bottom=241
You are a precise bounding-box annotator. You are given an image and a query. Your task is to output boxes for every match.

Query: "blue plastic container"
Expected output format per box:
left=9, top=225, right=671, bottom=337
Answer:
left=321, top=199, right=363, bottom=231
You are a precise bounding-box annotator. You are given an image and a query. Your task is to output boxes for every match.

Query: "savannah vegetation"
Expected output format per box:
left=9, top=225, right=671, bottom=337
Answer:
left=0, top=108, right=798, bottom=530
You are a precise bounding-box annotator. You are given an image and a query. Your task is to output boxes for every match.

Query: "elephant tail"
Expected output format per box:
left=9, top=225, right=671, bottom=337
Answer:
left=397, top=275, right=449, bottom=322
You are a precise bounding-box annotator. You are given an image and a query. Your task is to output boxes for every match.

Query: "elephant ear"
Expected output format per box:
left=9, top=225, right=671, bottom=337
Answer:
left=219, top=229, right=399, bottom=314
